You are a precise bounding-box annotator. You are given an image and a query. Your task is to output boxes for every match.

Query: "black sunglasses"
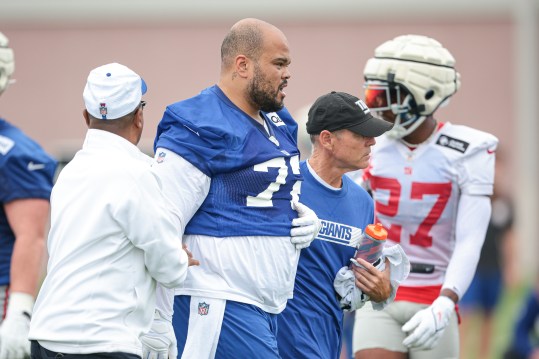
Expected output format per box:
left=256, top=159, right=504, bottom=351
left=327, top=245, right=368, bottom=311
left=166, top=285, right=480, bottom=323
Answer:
left=140, top=100, right=146, bottom=109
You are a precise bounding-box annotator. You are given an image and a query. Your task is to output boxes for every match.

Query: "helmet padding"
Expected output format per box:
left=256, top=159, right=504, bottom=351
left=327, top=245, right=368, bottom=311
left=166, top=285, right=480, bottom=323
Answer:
left=0, top=32, right=15, bottom=95
left=363, top=35, right=460, bottom=138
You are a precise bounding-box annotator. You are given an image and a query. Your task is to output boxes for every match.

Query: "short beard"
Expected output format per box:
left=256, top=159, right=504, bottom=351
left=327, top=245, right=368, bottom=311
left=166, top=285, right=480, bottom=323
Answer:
left=248, top=64, right=284, bottom=113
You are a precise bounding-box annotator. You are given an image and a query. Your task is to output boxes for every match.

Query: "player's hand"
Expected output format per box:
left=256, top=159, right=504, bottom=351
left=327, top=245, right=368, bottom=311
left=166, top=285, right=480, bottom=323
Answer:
left=0, top=292, right=33, bottom=359
left=140, top=309, right=178, bottom=359
left=182, top=244, right=200, bottom=267
left=290, top=201, right=321, bottom=250
left=401, top=296, right=455, bottom=350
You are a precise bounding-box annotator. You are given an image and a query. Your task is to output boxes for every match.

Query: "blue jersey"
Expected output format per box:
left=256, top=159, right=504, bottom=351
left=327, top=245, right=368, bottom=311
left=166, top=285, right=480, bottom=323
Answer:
left=0, top=118, right=57, bottom=285
left=155, top=85, right=302, bottom=237
left=277, top=161, right=374, bottom=359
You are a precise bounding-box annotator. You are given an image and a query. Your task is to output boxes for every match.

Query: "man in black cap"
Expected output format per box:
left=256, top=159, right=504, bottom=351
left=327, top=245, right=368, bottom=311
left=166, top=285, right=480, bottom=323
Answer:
left=277, top=91, right=409, bottom=359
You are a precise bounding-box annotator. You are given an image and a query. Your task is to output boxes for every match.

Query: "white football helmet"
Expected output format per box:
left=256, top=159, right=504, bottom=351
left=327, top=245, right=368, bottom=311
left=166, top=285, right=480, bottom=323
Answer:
left=0, top=31, right=15, bottom=95
left=363, top=35, right=460, bottom=138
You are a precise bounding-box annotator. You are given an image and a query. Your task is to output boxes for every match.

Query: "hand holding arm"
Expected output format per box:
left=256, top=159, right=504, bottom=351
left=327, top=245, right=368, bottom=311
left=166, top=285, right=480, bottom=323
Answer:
left=183, top=243, right=200, bottom=267
left=290, top=201, right=321, bottom=250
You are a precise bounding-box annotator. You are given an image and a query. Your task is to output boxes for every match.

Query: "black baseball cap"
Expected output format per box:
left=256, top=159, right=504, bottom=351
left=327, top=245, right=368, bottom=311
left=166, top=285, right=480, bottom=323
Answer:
left=306, top=91, right=393, bottom=137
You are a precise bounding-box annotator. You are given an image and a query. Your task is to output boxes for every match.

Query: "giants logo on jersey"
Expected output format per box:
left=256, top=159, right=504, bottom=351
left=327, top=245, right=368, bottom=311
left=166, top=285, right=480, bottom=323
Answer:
left=316, top=220, right=362, bottom=246
left=436, top=135, right=469, bottom=153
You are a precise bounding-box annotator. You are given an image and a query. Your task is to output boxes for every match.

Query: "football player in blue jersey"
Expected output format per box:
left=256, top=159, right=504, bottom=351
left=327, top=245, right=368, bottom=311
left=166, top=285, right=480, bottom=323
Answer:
left=277, top=91, right=408, bottom=359
left=0, top=31, right=57, bottom=359
left=141, top=18, right=321, bottom=358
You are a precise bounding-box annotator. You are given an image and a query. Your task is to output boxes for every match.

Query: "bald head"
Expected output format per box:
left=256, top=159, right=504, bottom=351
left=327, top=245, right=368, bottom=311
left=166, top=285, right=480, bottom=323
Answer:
left=218, top=18, right=291, bottom=118
left=221, top=18, right=283, bottom=69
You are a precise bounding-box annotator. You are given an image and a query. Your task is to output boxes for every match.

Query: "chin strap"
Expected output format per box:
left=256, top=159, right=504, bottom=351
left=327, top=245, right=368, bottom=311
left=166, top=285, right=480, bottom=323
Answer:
left=387, top=115, right=426, bottom=140
left=397, top=120, right=439, bottom=148
left=386, top=92, right=428, bottom=139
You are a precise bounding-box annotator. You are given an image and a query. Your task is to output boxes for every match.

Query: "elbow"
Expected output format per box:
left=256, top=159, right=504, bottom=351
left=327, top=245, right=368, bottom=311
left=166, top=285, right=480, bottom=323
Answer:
left=156, top=250, right=190, bottom=289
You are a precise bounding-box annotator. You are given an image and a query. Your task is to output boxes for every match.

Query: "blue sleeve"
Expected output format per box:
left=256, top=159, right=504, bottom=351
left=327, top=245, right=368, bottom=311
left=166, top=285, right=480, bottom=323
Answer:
left=154, top=106, right=228, bottom=177
left=0, top=150, right=56, bottom=202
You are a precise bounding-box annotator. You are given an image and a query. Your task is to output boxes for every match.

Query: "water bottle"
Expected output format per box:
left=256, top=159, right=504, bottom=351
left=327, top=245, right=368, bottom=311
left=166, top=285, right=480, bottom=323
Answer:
left=353, top=223, right=387, bottom=265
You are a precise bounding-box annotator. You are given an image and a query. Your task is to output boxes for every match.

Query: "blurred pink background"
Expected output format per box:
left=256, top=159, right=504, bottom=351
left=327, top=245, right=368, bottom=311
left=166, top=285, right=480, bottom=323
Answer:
left=1, top=0, right=537, bottom=277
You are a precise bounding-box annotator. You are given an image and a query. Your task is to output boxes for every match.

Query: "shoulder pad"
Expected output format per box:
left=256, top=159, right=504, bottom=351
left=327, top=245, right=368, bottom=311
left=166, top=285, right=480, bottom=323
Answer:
left=436, top=123, right=498, bottom=155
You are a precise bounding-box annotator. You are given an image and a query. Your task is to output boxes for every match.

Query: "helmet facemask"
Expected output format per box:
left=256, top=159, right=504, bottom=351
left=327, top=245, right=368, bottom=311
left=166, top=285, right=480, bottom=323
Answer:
left=364, top=80, right=427, bottom=139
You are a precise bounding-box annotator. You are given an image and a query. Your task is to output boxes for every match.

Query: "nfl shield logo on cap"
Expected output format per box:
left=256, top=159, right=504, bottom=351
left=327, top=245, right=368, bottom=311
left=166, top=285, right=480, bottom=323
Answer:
left=83, top=63, right=147, bottom=120
left=99, top=103, right=107, bottom=118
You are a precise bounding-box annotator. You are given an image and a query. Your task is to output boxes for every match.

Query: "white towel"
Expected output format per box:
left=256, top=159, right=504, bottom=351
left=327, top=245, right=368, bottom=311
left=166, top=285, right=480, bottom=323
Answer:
left=333, top=244, right=410, bottom=311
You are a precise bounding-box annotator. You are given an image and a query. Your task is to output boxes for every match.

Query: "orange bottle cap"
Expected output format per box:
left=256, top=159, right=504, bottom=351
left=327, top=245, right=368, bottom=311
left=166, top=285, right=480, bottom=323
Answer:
left=365, top=223, right=388, bottom=241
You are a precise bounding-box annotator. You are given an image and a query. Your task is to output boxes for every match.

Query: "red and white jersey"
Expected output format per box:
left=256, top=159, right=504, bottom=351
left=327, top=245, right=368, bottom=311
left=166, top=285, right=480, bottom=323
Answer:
left=362, top=122, right=497, bottom=290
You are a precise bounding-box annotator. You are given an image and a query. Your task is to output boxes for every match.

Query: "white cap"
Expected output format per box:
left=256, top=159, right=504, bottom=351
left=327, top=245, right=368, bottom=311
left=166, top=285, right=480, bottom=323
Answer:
left=83, top=62, right=147, bottom=120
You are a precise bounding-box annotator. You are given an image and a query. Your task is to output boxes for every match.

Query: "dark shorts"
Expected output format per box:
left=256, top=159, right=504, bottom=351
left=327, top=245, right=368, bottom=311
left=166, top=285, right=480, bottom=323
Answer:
left=459, top=271, right=502, bottom=313
left=31, top=341, right=140, bottom=359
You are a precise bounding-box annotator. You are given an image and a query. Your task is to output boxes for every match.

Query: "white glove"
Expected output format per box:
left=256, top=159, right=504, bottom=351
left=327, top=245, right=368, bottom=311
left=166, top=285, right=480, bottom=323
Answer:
left=0, top=292, right=33, bottom=359
left=140, top=309, right=178, bottom=359
left=290, top=201, right=321, bottom=250
left=401, top=296, right=455, bottom=350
